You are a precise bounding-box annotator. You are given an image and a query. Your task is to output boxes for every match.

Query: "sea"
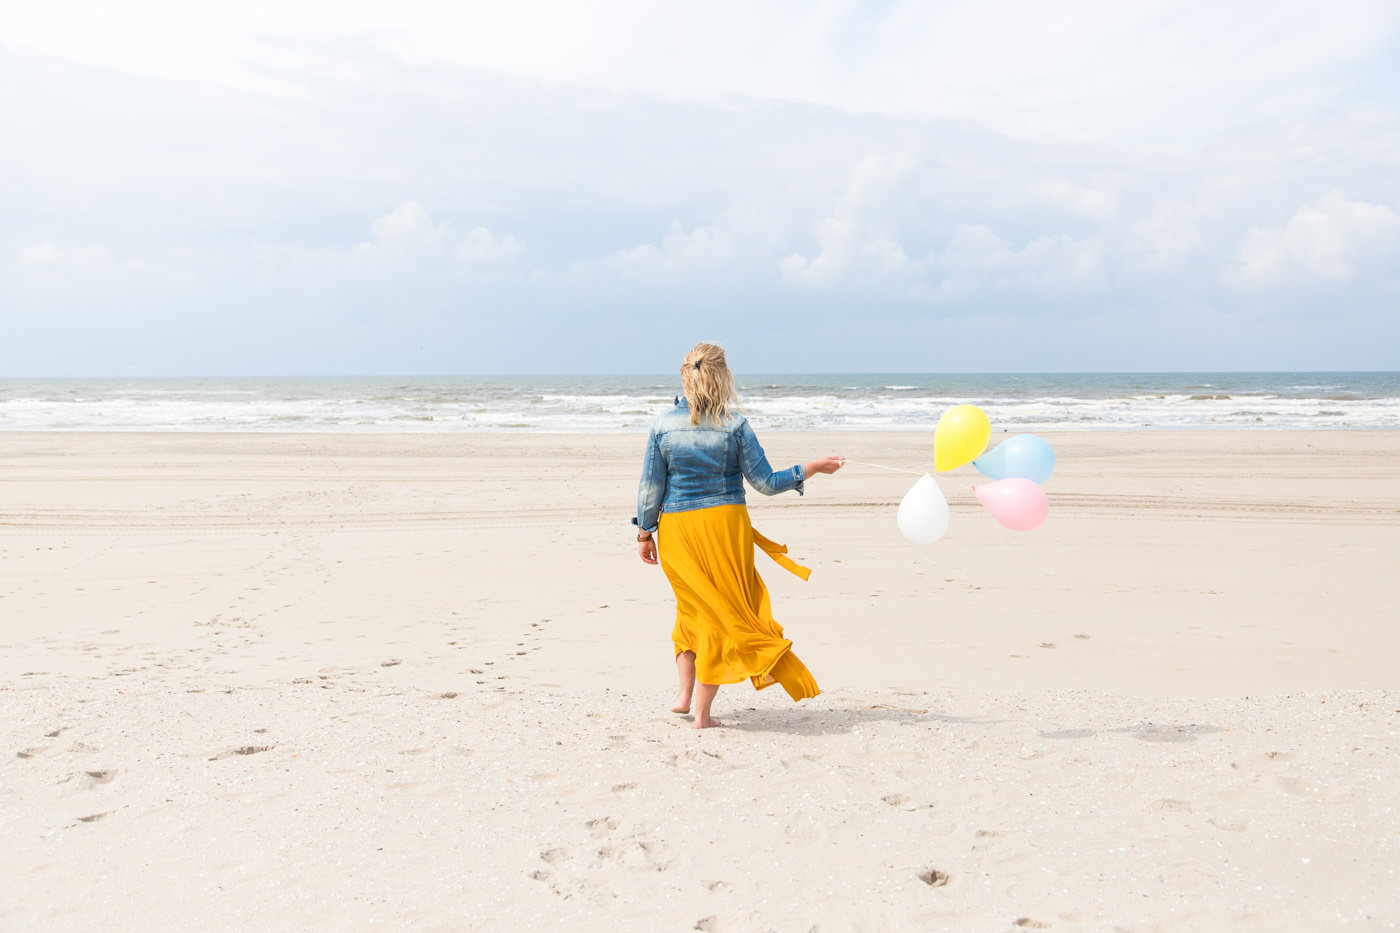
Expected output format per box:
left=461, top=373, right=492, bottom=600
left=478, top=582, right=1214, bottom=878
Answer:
left=1, top=373, right=1397, bottom=433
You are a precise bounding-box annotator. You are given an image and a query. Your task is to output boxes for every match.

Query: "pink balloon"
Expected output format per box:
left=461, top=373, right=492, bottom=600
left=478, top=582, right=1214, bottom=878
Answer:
left=974, top=478, right=1049, bottom=531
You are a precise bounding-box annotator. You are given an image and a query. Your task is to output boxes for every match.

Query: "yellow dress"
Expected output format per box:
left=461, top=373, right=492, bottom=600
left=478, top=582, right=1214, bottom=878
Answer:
left=656, top=504, right=820, bottom=701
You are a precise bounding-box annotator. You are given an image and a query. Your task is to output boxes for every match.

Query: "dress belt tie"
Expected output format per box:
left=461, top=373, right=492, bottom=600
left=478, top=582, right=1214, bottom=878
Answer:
left=751, top=529, right=811, bottom=582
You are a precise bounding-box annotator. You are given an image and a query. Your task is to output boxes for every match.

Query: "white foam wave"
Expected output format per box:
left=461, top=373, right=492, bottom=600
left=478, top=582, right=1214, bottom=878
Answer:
left=3, top=378, right=1398, bottom=432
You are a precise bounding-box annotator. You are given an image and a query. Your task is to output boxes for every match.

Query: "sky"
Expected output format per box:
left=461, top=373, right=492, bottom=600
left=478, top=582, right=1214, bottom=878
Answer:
left=3, top=0, right=1399, bottom=375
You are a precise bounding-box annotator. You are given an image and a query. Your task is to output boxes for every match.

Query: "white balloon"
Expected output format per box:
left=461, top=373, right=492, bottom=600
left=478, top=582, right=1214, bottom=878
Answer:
left=897, top=475, right=950, bottom=545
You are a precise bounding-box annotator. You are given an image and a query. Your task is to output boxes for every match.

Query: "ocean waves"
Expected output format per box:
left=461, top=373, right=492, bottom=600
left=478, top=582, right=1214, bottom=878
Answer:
left=2, top=373, right=1398, bottom=432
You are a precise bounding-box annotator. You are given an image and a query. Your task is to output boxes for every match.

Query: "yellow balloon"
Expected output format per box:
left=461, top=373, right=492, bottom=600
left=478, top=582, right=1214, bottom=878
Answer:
left=934, top=404, right=991, bottom=472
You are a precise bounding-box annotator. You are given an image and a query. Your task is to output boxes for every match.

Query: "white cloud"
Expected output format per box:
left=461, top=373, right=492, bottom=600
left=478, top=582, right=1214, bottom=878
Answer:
left=780, top=219, right=913, bottom=288
left=19, top=242, right=114, bottom=266
left=600, top=220, right=736, bottom=281
left=6, top=1, right=1396, bottom=147
left=780, top=151, right=1108, bottom=297
left=1030, top=178, right=1116, bottom=220
left=3, top=7, right=1398, bottom=374
left=780, top=152, right=921, bottom=288
left=928, top=225, right=1106, bottom=296
left=578, top=205, right=792, bottom=286
left=354, top=202, right=523, bottom=268
left=1120, top=201, right=1205, bottom=272
left=1235, top=191, right=1400, bottom=286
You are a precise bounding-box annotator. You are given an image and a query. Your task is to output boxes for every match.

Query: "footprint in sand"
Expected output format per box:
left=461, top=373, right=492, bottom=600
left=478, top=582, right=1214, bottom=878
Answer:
left=16, top=747, right=46, bottom=759
left=1013, top=918, right=1051, bottom=929
left=585, top=817, right=618, bottom=835
left=1208, top=817, right=1249, bottom=832
left=598, top=839, right=670, bottom=871
left=539, top=847, right=572, bottom=864
left=208, top=745, right=273, bottom=760
left=1152, top=798, right=1195, bottom=812
left=695, top=912, right=766, bottom=932
left=1113, top=723, right=1223, bottom=744
left=1038, top=729, right=1096, bottom=739
left=669, top=749, right=728, bottom=769
left=84, top=770, right=119, bottom=785
left=784, top=812, right=828, bottom=843
left=917, top=868, right=950, bottom=887
left=882, top=793, right=931, bottom=812
left=1277, top=777, right=1349, bottom=800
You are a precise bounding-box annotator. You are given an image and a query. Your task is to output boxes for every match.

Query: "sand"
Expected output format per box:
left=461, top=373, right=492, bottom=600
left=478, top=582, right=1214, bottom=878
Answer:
left=2, top=430, right=1397, bottom=931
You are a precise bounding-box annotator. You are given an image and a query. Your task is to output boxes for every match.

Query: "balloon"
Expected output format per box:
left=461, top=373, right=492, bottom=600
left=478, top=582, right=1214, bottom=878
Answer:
left=897, top=475, right=950, bottom=545
left=934, top=405, right=991, bottom=472
left=973, top=434, right=1057, bottom=484
left=974, top=478, right=1049, bottom=531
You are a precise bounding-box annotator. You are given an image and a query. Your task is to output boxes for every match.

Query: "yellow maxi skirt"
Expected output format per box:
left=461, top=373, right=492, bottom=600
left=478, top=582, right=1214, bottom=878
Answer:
left=657, top=504, right=820, bottom=701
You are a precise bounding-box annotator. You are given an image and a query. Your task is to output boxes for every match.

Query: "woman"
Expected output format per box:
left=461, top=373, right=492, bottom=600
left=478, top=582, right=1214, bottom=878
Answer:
left=633, top=343, right=843, bottom=729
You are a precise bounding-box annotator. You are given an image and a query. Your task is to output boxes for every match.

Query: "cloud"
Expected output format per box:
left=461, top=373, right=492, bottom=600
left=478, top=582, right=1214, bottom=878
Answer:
left=19, top=242, right=115, bottom=266
left=780, top=152, right=1108, bottom=298
left=3, top=18, right=1399, bottom=374
left=1030, top=178, right=1115, bottom=220
left=927, top=225, right=1106, bottom=297
left=593, top=210, right=782, bottom=284
left=780, top=152, right=921, bottom=289
left=14, top=242, right=166, bottom=294
left=354, top=202, right=523, bottom=268
left=780, top=220, right=913, bottom=289
left=1235, top=191, right=1400, bottom=286
left=9, top=1, right=1398, bottom=149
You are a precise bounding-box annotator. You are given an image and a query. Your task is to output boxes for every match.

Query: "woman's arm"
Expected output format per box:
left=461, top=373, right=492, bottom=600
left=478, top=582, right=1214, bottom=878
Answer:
left=802, top=456, right=845, bottom=477
left=634, top=427, right=666, bottom=533
left=635, top=427, right=665, bottom=564
left=738, top=420, right=842, bottom=495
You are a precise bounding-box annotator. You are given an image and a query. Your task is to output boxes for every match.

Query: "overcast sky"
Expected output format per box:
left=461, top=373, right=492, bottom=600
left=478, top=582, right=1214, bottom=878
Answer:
left=3, top=1, right=1399, bottom=375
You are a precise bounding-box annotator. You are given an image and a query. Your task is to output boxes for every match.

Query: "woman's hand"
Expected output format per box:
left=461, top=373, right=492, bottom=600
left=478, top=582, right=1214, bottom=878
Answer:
left=803, top=456, right=845, bottom=477
left=638, top=536, right=658, bottom=565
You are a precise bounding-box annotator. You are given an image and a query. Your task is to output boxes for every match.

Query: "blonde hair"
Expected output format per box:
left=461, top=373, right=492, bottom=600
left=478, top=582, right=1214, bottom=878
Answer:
left=680, top=342, right=736, bottom=426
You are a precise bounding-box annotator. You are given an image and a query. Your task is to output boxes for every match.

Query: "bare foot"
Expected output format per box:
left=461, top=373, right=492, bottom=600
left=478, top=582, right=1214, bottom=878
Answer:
left=693, top=716, right=722, bottom=730
left=671, top=700, right=691, bottom=714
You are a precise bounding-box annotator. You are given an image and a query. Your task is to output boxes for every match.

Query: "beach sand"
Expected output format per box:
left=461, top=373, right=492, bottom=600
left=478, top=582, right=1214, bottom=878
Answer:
left=2, top=430, right=1397, bottom=931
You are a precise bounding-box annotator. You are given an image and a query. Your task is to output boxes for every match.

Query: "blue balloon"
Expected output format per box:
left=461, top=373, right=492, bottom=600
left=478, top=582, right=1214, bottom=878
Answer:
left=973, top=434, right=1056, bottom=484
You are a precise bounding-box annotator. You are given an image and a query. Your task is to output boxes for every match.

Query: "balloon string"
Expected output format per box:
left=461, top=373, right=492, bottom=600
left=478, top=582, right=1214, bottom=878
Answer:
left=839, top=458, right=925, bottom=477
left=840, top=458, right=977, bottom=491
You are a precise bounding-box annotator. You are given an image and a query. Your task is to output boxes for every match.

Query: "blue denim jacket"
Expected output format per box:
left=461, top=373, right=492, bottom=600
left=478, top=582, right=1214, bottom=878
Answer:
left=633, top=398, right=804, bottom=534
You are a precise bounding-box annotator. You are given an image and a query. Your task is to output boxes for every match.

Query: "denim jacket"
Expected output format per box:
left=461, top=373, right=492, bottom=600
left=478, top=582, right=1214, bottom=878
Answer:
left=633, top=398, right=804, bottom=534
